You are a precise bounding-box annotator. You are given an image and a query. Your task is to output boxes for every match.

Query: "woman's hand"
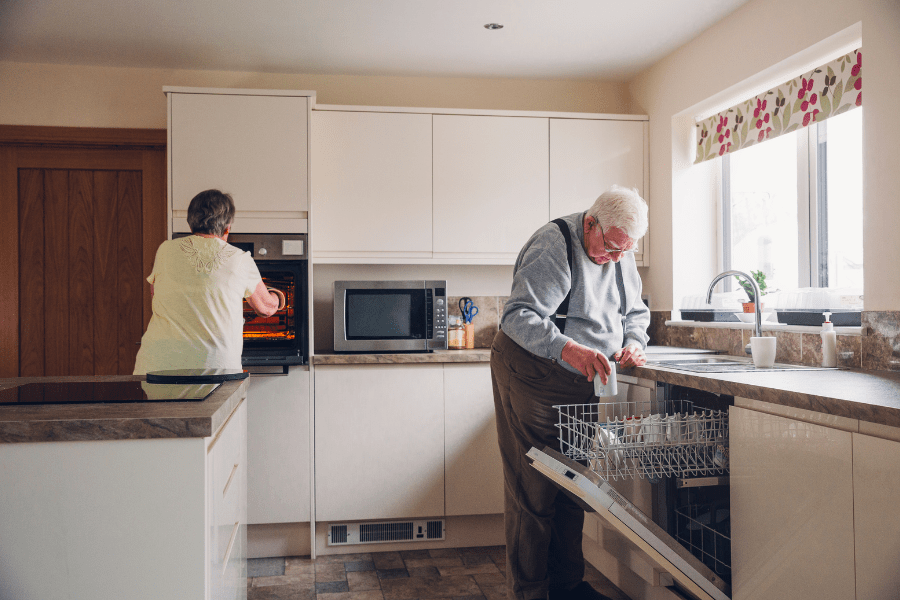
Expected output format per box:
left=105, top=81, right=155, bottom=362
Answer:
left=247, top=281, right=280, bottom=317
left=561, top=340, right=611, bottom=384
left=614, top=344, right=647, bottom=367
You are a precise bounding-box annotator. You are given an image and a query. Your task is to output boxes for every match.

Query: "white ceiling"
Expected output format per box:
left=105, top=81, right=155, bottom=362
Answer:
left=0, top=0, right=749, bottom=80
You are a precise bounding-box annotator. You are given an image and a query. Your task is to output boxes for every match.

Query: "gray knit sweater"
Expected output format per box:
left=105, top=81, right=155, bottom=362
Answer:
left=500, top=212, right=650, bottom=373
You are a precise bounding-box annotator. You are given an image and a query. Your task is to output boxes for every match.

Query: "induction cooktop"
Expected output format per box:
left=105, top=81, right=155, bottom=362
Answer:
left=0, top=381, right=221, bottom=406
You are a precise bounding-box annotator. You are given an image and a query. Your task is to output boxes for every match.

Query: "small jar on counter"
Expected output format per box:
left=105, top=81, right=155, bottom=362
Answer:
left=448, top=316, right=466, bottom=350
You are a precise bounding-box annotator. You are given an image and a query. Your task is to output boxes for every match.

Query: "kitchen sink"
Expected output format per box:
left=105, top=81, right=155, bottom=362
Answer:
left=649, top=356, right=835, bottom=373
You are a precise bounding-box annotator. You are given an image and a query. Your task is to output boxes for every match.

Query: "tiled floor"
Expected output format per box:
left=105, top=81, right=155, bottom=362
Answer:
left=247, top=546, right=630, bottom=600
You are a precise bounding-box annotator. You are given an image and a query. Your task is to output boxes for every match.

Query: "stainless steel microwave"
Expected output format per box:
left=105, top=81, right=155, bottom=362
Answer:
left=333, top=280, right=448, bottom=353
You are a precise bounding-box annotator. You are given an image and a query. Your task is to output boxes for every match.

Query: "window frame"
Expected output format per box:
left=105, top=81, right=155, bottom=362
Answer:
left=720, top=118, right=846, bottom=291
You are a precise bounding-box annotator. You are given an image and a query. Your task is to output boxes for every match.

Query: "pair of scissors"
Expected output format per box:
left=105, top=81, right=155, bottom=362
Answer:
left=459, top=297, right=479, bottom=324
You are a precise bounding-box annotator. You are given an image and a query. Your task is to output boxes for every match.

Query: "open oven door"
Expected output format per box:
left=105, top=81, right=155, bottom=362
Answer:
left=527, top=447, right=731, bottom=600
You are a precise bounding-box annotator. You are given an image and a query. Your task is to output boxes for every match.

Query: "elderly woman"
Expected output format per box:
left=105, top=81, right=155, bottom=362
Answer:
left=133, top=189, right=284, bottom=375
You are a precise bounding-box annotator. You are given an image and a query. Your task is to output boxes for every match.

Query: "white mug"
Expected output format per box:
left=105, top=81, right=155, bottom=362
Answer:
left=594, top=362, right=618, bottom=397
left=751, top=336, right=777, bottom=368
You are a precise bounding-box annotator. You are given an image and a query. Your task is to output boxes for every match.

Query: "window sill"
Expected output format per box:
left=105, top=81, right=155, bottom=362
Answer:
left=665, top=320, right=863, bottom=336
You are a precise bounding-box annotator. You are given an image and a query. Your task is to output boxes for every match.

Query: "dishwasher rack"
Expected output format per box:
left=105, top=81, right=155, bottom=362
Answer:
left=556, top=398, right=729, bottom=481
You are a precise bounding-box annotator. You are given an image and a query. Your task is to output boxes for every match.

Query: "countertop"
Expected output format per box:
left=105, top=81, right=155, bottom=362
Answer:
left=623, top=362, right=900, bottom=430
left=0, top=375, right=248, bottom=444
left=310, top=345, right=716, bottom=365
left=312, top=348, right=492, bottom=364
left=315, top=345, right=900, bottom=430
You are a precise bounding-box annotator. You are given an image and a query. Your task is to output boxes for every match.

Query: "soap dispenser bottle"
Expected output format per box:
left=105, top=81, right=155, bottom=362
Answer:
left=821, top=312, right=837, bottom=367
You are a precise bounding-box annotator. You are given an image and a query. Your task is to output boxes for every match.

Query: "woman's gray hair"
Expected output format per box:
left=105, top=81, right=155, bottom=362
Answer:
left=585, top=185, right=648, bottom=241
left=187, top=189, right=236, bottom=236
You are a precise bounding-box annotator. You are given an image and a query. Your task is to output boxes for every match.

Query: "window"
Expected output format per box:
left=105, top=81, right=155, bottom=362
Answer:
left=722, top=108, right=863, bottom=292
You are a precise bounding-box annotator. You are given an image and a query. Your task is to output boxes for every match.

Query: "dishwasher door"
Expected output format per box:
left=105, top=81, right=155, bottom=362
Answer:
left=528, top=446, right=731, bottom=600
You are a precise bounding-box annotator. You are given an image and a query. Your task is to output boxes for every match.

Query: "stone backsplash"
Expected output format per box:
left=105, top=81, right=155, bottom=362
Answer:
left=449, top=296, right=507, bottom=348
left=649, top=310, right=900, bottom=372
left=458, top=301, right=900, bottom=373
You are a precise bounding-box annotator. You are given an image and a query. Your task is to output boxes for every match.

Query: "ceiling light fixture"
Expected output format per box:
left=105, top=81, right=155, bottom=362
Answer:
left=484, top=23, right=504, bottom=30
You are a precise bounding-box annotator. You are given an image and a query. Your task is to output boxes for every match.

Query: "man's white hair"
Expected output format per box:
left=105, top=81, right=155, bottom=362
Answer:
left=585, top=185, right=649, bottom=241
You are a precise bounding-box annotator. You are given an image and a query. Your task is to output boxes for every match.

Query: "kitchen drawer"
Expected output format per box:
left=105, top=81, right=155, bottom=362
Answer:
left=210, top=400, right=247, bottom=499
left=221, top=520, right=245, bottom=600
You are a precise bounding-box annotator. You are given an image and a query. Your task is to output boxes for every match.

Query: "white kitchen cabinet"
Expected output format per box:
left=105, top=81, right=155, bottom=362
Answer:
left=311, top=110, right=433, bottom=259
left=444, top=363, right=504, bottom=516
left=852, top=431, right=900, bottom=599
left=314, top=364, right=445, bottom=521
left=432, top=114, right=550, bottom=260
left=246, top=368, right=310, bottom=524
left=550, top=118, right=649, bottom=265
left=166, top=87, right=311, bottom=234
left=729, top=406, right=856, bottom=600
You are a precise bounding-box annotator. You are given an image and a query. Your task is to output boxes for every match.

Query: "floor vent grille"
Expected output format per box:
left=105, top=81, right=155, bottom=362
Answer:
left=328, top=520, right=446, bottom=546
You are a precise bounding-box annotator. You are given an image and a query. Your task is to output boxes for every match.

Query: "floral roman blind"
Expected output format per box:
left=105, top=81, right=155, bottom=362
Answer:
left=695, top=48, right=862, bottom=163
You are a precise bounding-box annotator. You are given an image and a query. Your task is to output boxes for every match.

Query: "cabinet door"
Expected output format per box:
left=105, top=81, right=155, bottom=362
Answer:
left=550, top=118, right=648, bottom=262
left=433, top=115, right=549, bottom=259
left=853, top=432, right=900, bottom=599
left=208, top=399, right=247, bottom=600
left=170, top=93, right=308, bottom=214
left=729, top=406, right=856, bottom=600
left=444, top=364, right=504, bottom=515
left=315, top=364, right=445, bottom=521
left=311, top=111, right=432, bottom=257
left=247, top=368, right=310, bottom=524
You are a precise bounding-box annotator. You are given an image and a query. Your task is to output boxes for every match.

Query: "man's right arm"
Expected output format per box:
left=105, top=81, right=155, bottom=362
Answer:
left=500, top=227, right=573, bottom=362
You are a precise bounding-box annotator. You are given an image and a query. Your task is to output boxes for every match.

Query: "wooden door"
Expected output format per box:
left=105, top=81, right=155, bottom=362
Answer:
left=0, top=126, right=166, bottom=377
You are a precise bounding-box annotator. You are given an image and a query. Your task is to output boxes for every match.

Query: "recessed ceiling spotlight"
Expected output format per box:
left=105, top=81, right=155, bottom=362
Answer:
left=484, top=23, right=504, bottom=30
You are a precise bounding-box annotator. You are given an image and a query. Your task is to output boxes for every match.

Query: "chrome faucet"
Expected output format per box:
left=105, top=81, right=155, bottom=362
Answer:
left=707, top=270, right=762, bottom=354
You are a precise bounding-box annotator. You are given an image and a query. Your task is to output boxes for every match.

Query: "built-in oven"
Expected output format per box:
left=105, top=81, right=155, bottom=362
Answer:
left=231, top=234, right=308, bottom=367
left=174, top=232, right=309, bottom=367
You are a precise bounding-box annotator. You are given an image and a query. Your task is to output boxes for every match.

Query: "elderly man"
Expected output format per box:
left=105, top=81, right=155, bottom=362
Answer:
left=491, top=185, right=651, bottom=600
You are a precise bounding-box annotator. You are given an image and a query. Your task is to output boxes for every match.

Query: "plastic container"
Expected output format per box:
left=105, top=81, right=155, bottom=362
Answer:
left=821, top=312, right=837, bottom=367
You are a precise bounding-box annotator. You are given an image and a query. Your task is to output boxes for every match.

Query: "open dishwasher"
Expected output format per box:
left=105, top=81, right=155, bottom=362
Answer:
left=528, top=383, right=733, bottom=600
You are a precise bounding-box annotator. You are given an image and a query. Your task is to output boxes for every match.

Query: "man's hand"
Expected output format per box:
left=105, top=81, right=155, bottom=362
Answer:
left=561, top=340, right=611, bottom=384
left=614, top=344, right=647, bottom=367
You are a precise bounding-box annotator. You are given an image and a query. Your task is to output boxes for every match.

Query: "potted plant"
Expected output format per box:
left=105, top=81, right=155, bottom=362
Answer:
left=735, top=270, right=768, bottom=313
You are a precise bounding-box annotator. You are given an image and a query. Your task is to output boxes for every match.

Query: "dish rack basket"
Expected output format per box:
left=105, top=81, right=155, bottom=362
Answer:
left=555, top=398, right=729, bottom=481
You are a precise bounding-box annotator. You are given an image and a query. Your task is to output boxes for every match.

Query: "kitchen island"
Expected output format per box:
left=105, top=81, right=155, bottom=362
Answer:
left=0, top=375, right=249, bottom=600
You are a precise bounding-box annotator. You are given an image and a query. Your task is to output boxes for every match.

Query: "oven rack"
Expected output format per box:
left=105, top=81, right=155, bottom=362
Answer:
left=555, top=399, right=729, bottom=481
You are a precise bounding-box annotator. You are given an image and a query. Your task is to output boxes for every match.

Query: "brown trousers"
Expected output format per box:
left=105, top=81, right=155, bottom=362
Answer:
left=490, top=330, right=596, bottom=600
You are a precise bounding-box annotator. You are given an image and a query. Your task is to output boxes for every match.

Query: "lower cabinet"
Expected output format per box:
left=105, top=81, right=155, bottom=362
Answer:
left=246, top=368, right=310, bottom=524
left=852, top=431, right=900, bottom=599
left=730, top=406, right=857, bottom=600
left=444, top=363, right=504, bottom=516
left=314, top=362, right=505, bottom=523
left=315, top=364, right=446, bottom=521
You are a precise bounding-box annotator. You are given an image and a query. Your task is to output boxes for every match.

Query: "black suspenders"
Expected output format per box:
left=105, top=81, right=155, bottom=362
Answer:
left=551, top=218, right=627, bottom=336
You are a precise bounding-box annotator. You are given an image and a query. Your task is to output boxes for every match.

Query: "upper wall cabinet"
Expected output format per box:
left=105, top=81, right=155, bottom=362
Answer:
left=310, top=106, right=648, bottom=265
left=550, top=119, right=649, bottom=266
left=432, top=115, right=550, bottom=261
left=311, top=110, right=433, bottom=259
left=166, top=87, right=312, bottom=235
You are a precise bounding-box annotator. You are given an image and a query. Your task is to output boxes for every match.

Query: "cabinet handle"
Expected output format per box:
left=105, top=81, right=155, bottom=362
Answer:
left=223, top=462, right=239, bottom=498
left=223, top=521, right=240, bottom=573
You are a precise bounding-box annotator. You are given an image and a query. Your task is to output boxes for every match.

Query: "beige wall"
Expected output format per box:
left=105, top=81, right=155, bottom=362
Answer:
left=0, top=61, right=636, bottom=129
left=630, top=0, right=900, bottom=311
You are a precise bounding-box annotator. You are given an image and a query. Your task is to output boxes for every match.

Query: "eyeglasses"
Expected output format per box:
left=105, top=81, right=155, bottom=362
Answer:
left=596, top=221, right=636, bottom=254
